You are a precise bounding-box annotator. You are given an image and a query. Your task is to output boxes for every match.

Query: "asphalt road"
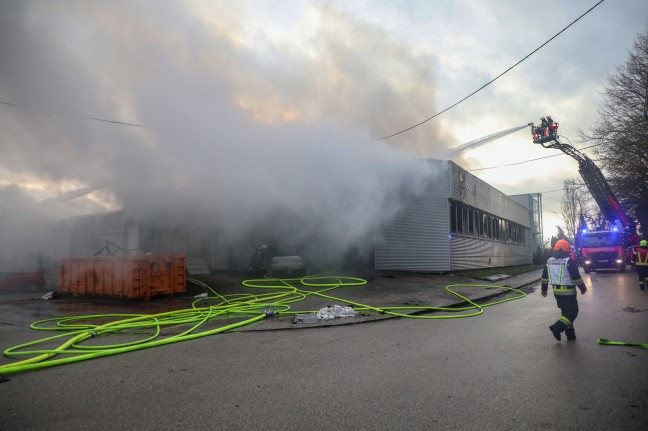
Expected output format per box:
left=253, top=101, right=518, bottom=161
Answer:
left=1, top=271, right=647, bottom=430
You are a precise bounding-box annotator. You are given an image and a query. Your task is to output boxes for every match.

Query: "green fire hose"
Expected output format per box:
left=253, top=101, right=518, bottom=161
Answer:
left=1, top=274, right=527, bottom=376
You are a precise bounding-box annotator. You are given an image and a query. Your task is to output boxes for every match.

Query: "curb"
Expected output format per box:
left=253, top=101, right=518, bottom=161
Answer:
left=237, top=276, right=542, bottom=331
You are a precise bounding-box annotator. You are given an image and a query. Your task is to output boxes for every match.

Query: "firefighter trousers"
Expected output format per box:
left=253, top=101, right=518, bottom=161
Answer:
left=637, top=266, right=648, bottom=290
left=555, top=295, right=579, bottom=328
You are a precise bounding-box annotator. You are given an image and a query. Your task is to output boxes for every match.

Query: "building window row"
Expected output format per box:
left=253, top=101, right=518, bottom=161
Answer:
left=449, top=200, right=527, bottom=245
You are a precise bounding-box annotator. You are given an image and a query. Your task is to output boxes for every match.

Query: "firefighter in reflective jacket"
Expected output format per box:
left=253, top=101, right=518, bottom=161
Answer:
left=632, top=239, right=648, bottom=290
left=541, top=239, right=588, bottom=341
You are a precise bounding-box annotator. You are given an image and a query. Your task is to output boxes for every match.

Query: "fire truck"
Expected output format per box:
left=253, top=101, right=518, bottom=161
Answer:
left=529, top=117, right=638, bottom=273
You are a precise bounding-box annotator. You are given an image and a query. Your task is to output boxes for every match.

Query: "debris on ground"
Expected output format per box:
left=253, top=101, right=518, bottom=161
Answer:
left=316, top=305, right=358, bottom=320
left=482, top=274, right=511, bottom=282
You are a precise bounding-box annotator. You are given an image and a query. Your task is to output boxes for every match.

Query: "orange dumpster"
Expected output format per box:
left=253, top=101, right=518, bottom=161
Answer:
left=60, top=254, right=187, bottom=300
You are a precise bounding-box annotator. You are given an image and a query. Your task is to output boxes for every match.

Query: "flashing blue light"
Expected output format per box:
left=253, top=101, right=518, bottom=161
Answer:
left=613, top=227, right=618, bottom=232
left=582, top=229, right=588, bottom=233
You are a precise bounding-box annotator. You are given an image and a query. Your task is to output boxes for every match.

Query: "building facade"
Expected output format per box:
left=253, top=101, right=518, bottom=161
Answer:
left=67, top=210, right=229, bottom=272
left=63, top=159, right=541, bottom=274
left=375, top=159, right=538, bottom=272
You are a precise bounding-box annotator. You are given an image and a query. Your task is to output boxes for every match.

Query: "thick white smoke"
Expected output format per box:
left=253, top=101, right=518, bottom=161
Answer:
left=0, top=1, right=444, bottom=269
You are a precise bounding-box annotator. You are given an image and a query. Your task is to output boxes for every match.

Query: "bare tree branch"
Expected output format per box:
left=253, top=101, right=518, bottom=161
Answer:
left=578, top=29, right=648, bottom=235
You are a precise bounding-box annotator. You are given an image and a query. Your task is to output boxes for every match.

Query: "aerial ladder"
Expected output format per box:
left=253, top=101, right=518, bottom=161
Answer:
left=528, top=116, right=638, bottom=272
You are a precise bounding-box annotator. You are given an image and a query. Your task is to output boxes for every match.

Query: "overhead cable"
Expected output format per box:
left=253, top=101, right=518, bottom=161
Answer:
left=0, top=100, right=146, bottom=128
left=377, top=0, right=606, bottom=141
left=468, top=143, right=602, bottom=171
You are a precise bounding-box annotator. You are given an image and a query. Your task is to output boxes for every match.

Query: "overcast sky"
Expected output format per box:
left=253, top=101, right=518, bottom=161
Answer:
left=1, top=0, right=647, bottom=250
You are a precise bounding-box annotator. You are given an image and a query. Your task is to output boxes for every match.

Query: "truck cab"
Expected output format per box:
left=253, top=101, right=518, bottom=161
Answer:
left=579, top=230, right=626, bottom=273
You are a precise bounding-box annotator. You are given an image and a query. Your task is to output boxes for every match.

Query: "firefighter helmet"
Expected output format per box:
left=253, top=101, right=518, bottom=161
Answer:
left=640, top=240, right=648, bottom=247
left=554, top=239, right=570, bottom=252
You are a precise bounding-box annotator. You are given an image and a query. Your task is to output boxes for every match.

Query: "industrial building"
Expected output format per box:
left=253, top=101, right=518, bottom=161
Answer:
left=66, top=211, right=226, bottom=274
left=63, top=158, right=543, bottom=274
left=375, top=159, right=543, bottom=272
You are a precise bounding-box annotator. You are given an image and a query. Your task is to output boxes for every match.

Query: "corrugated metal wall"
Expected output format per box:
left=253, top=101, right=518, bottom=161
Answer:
left=68, top=212, right=228, bottom=270
left=446, top=161, right=533, bottom=269
left=376, top=159, right=533, bottom=272
left=448, top=162, right=530, bottom=226
left=375, top=196, right=450, bottom=271
left=69, top=211, right=127, bottom=256
left=450, top=235, right=530, bottom=270
left=510, top=193, right=544, bottom=256
left=376, top=162, right=451, bottom=271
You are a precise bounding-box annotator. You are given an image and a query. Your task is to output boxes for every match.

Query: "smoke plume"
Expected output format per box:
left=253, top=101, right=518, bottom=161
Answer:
left=0, top=1, right=444, bottom=269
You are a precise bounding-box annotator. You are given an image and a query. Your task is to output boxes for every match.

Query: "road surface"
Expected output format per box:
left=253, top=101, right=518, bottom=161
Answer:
left=1, top=271, right=646, bottom=430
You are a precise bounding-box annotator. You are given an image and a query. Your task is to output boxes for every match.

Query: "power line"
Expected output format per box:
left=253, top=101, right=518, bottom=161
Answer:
left=470, top=152, right=562, bottom=171
left=538, top=188, right=567, bottom=194
left=0, top=2, right=606, bottom=138
left=537, top=183, right=587, bottom=194
left=0, top=100, right=147, bottom=128
left=468, top=142, right=602, bottom=171
left=377, top=0, right=605, bottom=141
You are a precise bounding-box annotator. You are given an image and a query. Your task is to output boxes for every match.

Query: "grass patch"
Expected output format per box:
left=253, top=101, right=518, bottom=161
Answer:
left=460, top=264, right=543, bottom=279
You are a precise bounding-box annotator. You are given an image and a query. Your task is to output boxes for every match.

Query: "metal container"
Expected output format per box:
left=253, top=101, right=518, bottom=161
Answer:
left=60, top=254, right=186, bottom=300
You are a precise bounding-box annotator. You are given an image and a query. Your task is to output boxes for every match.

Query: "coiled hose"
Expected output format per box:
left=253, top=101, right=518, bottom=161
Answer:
left=0, top=274, right=526, bottom=376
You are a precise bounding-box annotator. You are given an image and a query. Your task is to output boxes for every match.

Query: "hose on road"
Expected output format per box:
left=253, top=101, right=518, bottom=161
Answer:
left=0, top=274, right=525, bottom=376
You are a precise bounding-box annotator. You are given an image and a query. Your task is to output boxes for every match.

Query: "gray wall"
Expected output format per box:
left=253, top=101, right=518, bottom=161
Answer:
left=448, top=162, right=530, bottom=226
left=375, top=196, right=451, bottom=272
left=449, top=235, right=531, bottom=270
left=376, top=159, right=533, bottom=272
left=67, top=211, right=229, bottom=271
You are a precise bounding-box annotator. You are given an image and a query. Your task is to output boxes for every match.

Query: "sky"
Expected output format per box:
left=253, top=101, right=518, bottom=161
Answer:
left=1, top=0, right=647, bottom=263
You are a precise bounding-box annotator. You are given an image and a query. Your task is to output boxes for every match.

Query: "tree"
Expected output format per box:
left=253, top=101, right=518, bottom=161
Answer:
left=584, top=207, right=607, bottom=231
left=542, top=230, right=565, bottom=257
left=579, top=30, right=648, bottom=236
left=560, top=179, right=589, bottom=241
left=532, top=243, right=552, bottom=264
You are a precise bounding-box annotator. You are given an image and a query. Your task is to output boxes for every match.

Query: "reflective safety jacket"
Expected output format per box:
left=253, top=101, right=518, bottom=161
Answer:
left=633, top=247, right=648, bottom=266
left=541, top=256, right=586, bottom=296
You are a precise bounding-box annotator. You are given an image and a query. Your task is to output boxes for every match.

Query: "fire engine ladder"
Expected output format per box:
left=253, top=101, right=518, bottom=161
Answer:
left=535, top=136, right=632, bottom=230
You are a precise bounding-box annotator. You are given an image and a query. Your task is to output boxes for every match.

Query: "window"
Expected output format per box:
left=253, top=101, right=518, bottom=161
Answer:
left=449, top=200, right=527, bottom=245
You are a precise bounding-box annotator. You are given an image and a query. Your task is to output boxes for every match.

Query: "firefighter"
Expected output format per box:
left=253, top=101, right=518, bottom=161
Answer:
left=249, top=244, right=268, bottom=274
left=545, top=116, right=553, bottom=130
left=633, top=239, right=648, bottom=290
left=541, top=239, right=588, bottom=341
left=547, top=116, right=558, bottom=137
left=539, top=117, right=548, bottom=138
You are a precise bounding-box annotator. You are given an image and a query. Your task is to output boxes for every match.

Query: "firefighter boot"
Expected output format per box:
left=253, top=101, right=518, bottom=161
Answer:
left=549, top=321, right=566, bottom=341
left=565, top=328, right=576, bottom=341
